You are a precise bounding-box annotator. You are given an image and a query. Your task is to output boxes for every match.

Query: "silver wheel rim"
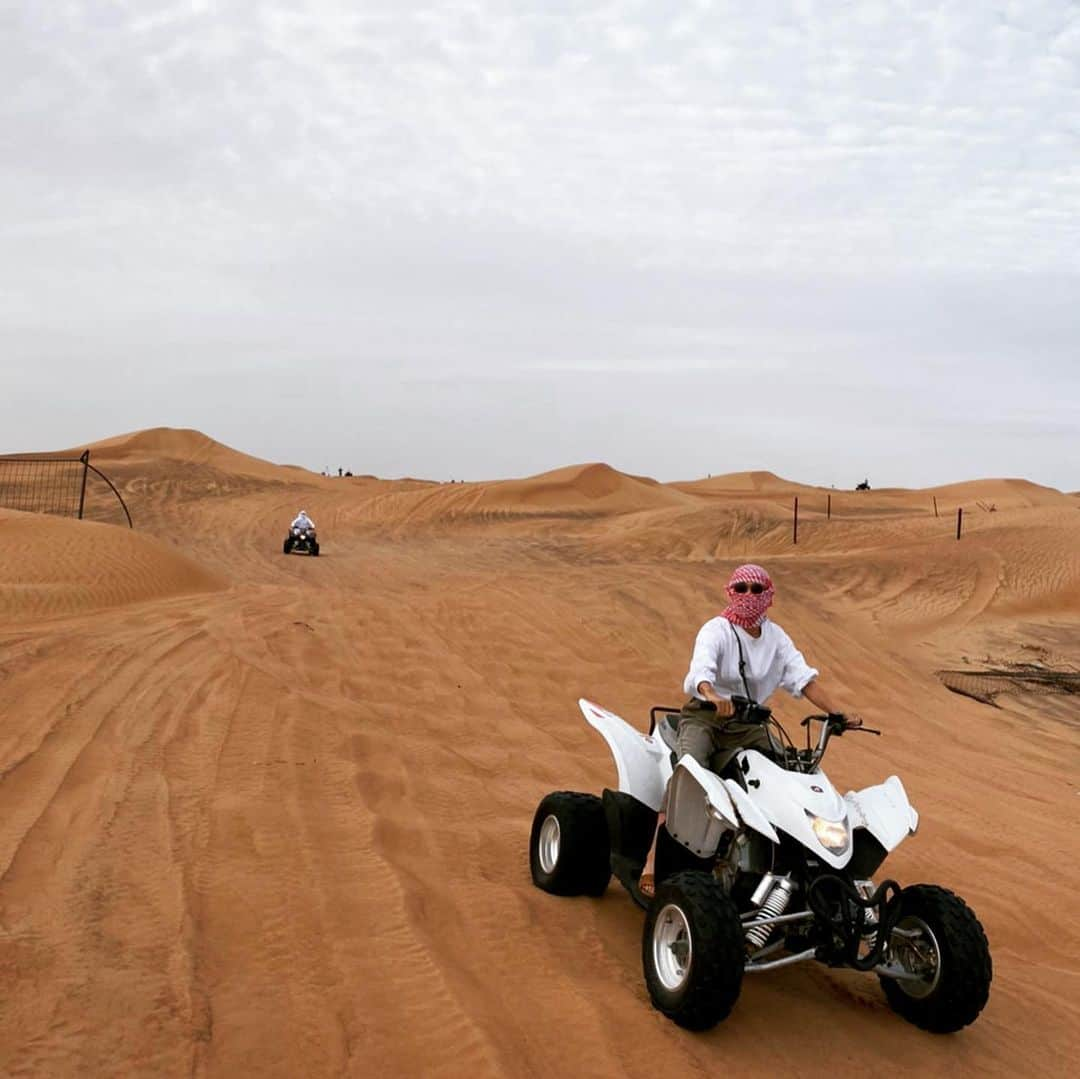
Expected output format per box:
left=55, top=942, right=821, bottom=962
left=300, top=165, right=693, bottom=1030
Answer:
left=891, top=915, right=943, bottom=999
left=652, top=903, right=693, bottom=992
left=538, top=815, right=561, bottom=874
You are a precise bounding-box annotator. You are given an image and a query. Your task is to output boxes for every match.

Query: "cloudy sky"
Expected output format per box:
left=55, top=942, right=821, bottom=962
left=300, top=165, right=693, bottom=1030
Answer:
left=3, top=0, right=1079, bottom=488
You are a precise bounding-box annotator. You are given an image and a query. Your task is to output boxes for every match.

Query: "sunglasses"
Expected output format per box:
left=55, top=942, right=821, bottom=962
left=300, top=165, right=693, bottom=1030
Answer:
left=731, top=582, right=767, bottom=595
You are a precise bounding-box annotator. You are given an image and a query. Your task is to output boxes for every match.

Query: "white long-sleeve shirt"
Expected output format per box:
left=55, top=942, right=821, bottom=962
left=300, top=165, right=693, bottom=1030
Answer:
left=683, top=617, right=818, bottom=704
left=291, top=514, right=315, bottom=530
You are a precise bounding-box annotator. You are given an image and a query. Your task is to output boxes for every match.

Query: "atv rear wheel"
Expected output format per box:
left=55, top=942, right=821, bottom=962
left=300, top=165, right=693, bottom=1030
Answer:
left=642, top=870, right=744, bottom=1030
left=529, top=792, right=610, bottom=897
left=879, top=884, right=991, bottom=1033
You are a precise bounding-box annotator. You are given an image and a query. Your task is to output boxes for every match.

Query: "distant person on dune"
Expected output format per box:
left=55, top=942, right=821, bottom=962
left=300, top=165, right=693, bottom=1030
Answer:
left=291, top=509, right=315, bottom=531
left=638, top=563, right=864, bottom=899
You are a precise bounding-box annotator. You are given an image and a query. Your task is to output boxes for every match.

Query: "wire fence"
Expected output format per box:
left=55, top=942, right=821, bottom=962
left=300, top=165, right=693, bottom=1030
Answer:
left=0, top=451, right=88, bottom=518
left=786, top=493, right=1017, bottom=542
left=0, top=451, right=132, bottom=527
left=792, top=496, right=980, bottom=542
left=937, top=666, right=1080, bottom=706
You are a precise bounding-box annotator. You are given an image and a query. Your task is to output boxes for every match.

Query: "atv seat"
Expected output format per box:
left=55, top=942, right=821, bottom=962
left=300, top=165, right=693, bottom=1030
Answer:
left=655, top=712, right=680, bottom=751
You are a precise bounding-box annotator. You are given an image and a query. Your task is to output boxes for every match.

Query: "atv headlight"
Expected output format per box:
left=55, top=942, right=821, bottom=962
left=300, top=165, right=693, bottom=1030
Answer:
left=806, top=811, right=850, bottom=854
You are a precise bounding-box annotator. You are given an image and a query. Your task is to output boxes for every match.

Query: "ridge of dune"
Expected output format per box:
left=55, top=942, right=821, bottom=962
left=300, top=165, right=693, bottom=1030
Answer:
left=671, top=469, right=814, bottom=496
left=671, top=472, right=1073, bottom=510
left=480, top=462, right=693, bottom=512
left=0, top=509, right=227, bottom=618
left=921, top=476, right=1069, bottom=507
left=345, top=462, right=698, bottom=527
left=80, top=426, right=325, bottom=485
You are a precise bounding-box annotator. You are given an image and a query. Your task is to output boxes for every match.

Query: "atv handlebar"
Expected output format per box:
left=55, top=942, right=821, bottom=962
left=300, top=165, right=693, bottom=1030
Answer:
left=729, top=695, right=773, bottom=726
left=644, top=700, right=878, bottom=774
left=800, top=713, right=882, bottom=737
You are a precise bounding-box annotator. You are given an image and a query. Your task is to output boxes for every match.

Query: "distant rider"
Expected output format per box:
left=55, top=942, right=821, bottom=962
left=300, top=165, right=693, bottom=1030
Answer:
left=638, top=563, right=863, bottom=898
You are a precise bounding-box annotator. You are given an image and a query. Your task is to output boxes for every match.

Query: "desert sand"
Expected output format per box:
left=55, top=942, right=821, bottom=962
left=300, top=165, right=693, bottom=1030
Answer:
left=1, top=428, right=1078, bottom=1078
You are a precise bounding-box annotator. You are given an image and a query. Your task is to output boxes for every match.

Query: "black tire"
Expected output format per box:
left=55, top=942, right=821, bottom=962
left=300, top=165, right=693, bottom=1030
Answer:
left=529, top=792, right=611, bottom=897
left=642, top=870, right=744, bottom=1031
left=311, top=543, right=320, bottom=556
left=879, top=884, right=991, bottom=1033
left=283, top=539, right=292, bottom=554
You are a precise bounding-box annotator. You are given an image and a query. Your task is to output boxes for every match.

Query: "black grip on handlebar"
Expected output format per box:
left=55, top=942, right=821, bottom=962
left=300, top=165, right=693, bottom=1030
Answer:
left=724, top=696, right=772, bottom=726
left=800, top=712, right=841, bottom=728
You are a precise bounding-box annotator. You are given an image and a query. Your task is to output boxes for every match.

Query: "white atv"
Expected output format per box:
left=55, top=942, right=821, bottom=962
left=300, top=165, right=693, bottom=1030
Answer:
left=283, top=525, right=319, bottom=556
left=529, top=697, right=991, bottom=1033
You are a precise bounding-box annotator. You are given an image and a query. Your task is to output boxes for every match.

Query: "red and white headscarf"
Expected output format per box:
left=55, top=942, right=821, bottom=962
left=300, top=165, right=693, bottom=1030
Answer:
left=721, top=563, right=775, bottom=629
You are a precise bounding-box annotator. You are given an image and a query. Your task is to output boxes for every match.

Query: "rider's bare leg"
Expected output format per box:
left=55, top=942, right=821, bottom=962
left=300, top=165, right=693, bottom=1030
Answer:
left=639, top=813, right=664, bottom=897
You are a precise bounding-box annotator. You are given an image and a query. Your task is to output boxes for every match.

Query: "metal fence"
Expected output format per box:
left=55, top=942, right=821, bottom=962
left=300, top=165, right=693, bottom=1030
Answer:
left=0, top=450, right=133, bottom=528
left=937, top=666, right=1080, bottom=706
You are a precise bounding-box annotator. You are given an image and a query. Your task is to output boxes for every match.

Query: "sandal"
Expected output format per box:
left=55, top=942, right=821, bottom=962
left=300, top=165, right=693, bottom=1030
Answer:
left=638, top=872, right=656, bottom=899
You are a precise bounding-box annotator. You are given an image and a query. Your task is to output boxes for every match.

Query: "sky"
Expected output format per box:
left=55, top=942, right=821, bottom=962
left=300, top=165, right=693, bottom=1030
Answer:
left=3, top=0, right=1079, bottom=489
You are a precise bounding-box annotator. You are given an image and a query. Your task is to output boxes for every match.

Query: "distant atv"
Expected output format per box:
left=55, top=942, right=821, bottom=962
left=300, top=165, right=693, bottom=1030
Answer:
left=283, top=526, right=319, bottom=556
left=529, top=698, right=991, bottom=1033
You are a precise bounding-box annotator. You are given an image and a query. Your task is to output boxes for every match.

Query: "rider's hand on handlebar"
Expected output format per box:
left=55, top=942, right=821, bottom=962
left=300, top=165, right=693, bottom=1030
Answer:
left=843, top=713, right=864, bottom=730
left=697, top=683, right=736, bottom=717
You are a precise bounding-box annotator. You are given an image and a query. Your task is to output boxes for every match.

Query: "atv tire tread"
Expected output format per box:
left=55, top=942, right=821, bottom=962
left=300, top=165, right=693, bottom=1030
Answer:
left=529, top=791, right=611, bottom=897
left=642, top=870, right=744, bottom=1031
left=880, top=883, right=991, bottom=1034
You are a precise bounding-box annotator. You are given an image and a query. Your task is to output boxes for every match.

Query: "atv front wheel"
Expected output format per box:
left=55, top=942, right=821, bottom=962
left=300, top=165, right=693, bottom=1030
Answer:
left=642, top=871, right=744, bottom=1030
left=879, top=884, right=991, bottom=1033
left=529, top=792, right=610, bottom=897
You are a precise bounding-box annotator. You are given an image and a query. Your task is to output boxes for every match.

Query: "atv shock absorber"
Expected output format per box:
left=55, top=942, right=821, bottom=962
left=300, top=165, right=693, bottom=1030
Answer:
left=746, top=875, right=796, bottom=950
left=853, top=880, right=879, bottom=951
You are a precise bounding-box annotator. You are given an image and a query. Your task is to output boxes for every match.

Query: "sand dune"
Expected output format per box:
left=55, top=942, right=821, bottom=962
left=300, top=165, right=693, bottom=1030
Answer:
left=672, top=468, right=811, bottom=495
left=84, top=426, right=331, bottom=487
left=475, top=462, right=695, bottom=515
left=1, top=429, right=1077, bottom=1078
left=922, top=476, right=1072, bottom=510
left=0, top=509, right=226, bottom=618
left=321, top=462, right=694, bottom=533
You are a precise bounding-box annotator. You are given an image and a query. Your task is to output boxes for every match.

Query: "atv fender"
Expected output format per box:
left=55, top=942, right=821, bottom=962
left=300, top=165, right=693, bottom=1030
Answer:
left=663, top=756, right=749, bottom=858
left=722, top=778, right=780, bottom=844
left=579, top=699, right=670, bottom=811
left=844, top=775, right=919, bottom=853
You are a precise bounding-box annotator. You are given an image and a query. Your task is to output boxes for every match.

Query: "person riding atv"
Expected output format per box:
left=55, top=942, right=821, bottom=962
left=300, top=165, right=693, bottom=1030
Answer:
left=639, top=563, right=863, bottom=898
left=527, top=567, right=993, bottom=1032
left=283, top=509, right=319, bottom=556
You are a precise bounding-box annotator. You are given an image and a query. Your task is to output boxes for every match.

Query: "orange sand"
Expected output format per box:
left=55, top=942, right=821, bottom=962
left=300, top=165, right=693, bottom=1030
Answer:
left=1, top=428, right=1077, bottom=1077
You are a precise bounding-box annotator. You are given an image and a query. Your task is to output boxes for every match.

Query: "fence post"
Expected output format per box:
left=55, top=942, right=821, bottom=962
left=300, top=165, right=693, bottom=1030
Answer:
left=77, top=450, right=90, bottom=520
left=956, top=506, right=963, bottom=540
left=827, top=493, right=831, bottom=520
left=793, top=496, right=799, bottom=545
left=933, top=495, right=939, bottom=518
